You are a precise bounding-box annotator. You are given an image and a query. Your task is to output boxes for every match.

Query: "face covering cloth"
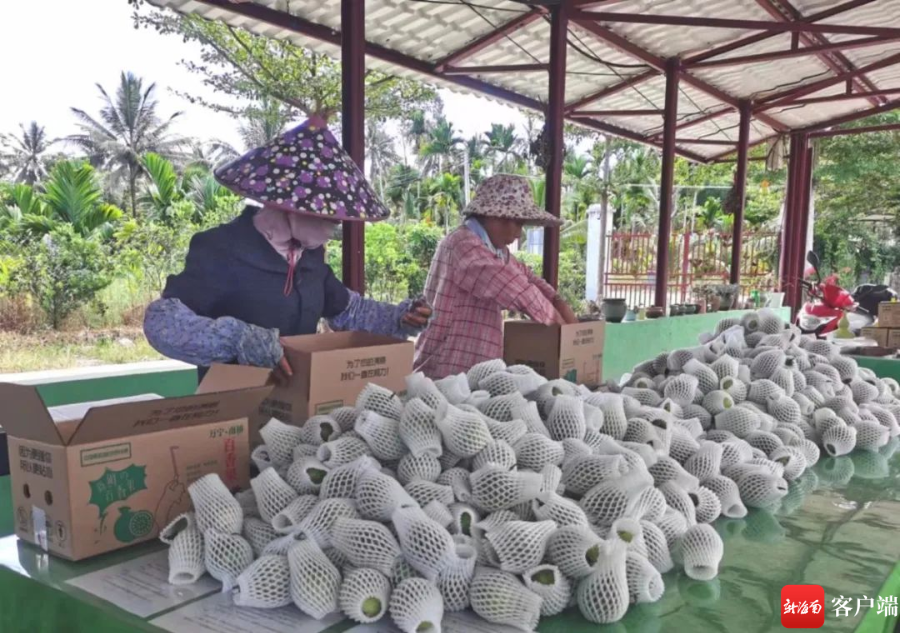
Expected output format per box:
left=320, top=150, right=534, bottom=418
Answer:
left=254, top=206, right=339, bottom=295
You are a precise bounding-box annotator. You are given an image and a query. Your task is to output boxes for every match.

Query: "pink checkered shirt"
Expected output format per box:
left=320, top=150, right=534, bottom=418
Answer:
left=413, top=226, right=558, bottom=379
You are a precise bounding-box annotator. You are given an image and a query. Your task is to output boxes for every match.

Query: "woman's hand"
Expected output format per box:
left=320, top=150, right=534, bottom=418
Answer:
left=401, top=301, right=433, bottom=329
left=271, top=338, right=294, bottom=386
left=553, top=296, right=579, bottom=325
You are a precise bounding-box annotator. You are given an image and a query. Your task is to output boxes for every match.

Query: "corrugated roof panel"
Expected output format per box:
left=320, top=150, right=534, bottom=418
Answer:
left=592, top=0, right=778, bottom=59
left=147, top=0, right=900, bottom=161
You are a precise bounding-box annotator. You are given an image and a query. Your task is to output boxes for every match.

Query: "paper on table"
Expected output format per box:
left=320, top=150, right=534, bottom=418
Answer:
left=65, top=549, right=219, bottom=618
left=150, top=591, right=344, bottom=633
left=343, top=610, right=521, bottom=633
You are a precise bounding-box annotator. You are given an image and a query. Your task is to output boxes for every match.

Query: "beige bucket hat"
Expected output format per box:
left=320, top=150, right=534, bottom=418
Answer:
left=463, top=174, right=563, bottom=227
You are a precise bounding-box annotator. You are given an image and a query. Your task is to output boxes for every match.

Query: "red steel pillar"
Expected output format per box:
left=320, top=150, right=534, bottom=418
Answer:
left=792, top=136, right=813, bottom=313
left=542, top=1, right=569, bottom=288
left=654, top=57, right=680, bottom=308
left=730, top=100, right=752, bottom=285
left=779, top=134, right=800, bottom=300
left=341, top=0, right=366, bottom=292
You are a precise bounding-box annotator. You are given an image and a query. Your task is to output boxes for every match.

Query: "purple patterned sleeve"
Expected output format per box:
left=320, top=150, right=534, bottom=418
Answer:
left=327, top=292, right=421, bottom=339
left=144, top=298, right=283, bottom=368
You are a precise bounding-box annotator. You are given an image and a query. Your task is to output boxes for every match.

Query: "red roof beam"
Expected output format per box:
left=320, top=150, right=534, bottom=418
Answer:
left=688, top=35, right=900, bottom=69
left=754, top=0, right=881, bottom=108
left=442, top=64, right=548, bottom=75
left=677, top=138, right=738, bottom=146
left=759, top=88, right=900, bottom=109
left=809, top=122, right=900, bottom=138
left=756, top=51, right=900, bottom=110
left=570, top=109, right=664, bottom=116
left=572, top=10, right=900, bottom=38
left=433, top=9, right=544, bottom=73
left=571, top=18, right=789, bottom=131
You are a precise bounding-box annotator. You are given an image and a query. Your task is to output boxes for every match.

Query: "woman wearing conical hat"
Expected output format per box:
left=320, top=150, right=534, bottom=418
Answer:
left=144, top=117, right=431, bottom=382
left=414, top=174, right=578, bottom=379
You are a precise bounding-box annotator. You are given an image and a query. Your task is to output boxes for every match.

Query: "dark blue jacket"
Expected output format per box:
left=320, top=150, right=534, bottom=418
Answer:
left=162, top=206, right=350, bottom=334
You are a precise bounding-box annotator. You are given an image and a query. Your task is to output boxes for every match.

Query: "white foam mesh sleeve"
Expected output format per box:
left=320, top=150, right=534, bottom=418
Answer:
left=467, top=359, right=508, bottom=390
left=242, top=516, right=279, bottom=557
left=423, top=500, right=453, bottom=528
left=484, top=519, right=556, bottom=573
left=320, top=456, right=379, bottom=500
left=189, top=473, right=244, bottom=534
left=654, top=508, right=689, bottom=549
left=523, top=564, right=572, bottom=617
left=579, top=471, right=652, bottom=526
left=436, top=406, right=492, bottom=458
left=853, top=420, right=890, bottom=451
left=694, top=486, right=722, bottom=524
left=287, top=539, right=342, bottom=619
left=716, top=407, right=761, bottom=438
left=397, top=453, right=442, bottom=484
left=340, top=567, right=391, bottom=624
left=483, top=417, right=528, bottom=446
left=318, top=436, right=371, bottom=468
left=575, top=541, right=629, bottom=624
left=547, top=395, right=588, bottom=441
left=515, top=433, right=564, bottom=471
left=664, top=374, right=699, bottom=407
left=437, top=542, right=477, bottom=612
left=159, top=512, right=195, bottom=546
left=389, top=577, right=445, bottom=633
left=736, top=472, right=789, bottom=508
left=271, top=494, right=319, bottom=534
left=356, top=470, right=418, bottom=522
left=469, top=566, right=542, bottom=632
left=677, top=524, right=724, bottom=581
left=356, top=411, right=408, bottom=461
left=251, top=468, right=298, bottom=523
left=547, top=525, right=604, bottom=579
left=330, top=407, right=361, bottom=433
left=286, top=457, right=328, bottom=495
left=331, top=517, right=401, bottom=577
left=259, top=419, right=305, bottom=466
left=391, top=506, right=455, bottom=580
left=297, top=498, right=359, bottom=548
left=167, top=522, right=205, bottom=585
left=625, top=551, right=664, bottom=604
left=469, top=465, right=543, bottom=513
left=684, top=442, right=724, bottom=483
left=400, top=398, right=444, bottom=459
left=298, top=415, right=341, bottom=446
left=638, top=519, right=674, bottom=573
left=405, top=481, right=455, bottom=507
left=435, top=373, right=472, bottom=405
left=204, top=528, right=254, bottom=591
left=471, top=440, right=517, bottom=471
left=533, top=492, right=590, bottom=527
left=512, top=400, right=551, bottom=437
left=437, top=468, right=473, bottom=504
left=233, top=554, right=292, bottom=609
left=357, top=383, right=403, bottom=420
left=647, top=456, right=700, bottom=492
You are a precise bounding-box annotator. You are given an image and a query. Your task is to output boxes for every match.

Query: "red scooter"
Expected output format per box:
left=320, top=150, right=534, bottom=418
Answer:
left=796, top=251, right=894, bottom=336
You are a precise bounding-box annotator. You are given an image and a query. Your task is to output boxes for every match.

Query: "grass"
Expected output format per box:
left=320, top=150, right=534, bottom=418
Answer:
left=0, top=329, right=163, bottom=373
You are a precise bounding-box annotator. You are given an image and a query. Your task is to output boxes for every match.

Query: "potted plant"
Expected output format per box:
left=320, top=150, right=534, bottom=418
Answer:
left=711, top=284, right=740, bottom=311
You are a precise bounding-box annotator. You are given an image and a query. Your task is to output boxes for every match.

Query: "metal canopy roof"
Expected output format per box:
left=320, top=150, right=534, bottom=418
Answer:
left=148, top=0, right=900, bottom=161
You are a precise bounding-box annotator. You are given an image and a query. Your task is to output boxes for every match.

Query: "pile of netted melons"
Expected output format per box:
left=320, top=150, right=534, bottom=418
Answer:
left=159, top=308, right=900, bottom=632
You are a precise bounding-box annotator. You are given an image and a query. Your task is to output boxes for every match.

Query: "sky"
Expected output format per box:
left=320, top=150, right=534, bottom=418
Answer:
left=0, top=0, right=527, bottom=153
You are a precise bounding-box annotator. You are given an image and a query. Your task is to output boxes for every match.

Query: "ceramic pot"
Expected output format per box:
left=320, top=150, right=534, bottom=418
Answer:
left=623, top=308, right=637, bottom=322
left=683, top=304, right=700, bottom=315
left=647, top=306, right=665, bottom=319
left=601, top=298, right=628, bottom=323
left=670, top=304, right=684, bottom=317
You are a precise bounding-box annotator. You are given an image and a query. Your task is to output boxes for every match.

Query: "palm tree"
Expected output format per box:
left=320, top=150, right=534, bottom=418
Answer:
left=0, top=122, right=55, bottom=185
left=139, top=153, right=180, bottom=222
left=41, top=161, right=123, bottom=238
left=239, top=98, right=290, bottom=150
left=419, top=117, right=463, bottom=177
left=69, top=72, right=184, bottom=215
left=426, top=173, right=462, bottom=234
left=366, top=120, right=400, bottom=199
left=483, top=123, right=522, bottom=174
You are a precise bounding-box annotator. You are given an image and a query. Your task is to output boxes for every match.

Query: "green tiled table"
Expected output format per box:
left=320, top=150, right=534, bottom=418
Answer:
left=2, top=444, right=899, bottom=633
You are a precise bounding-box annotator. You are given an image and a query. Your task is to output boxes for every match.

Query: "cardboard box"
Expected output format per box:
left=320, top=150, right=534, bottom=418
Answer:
left=504, top=321, right=605, bottom=388
left=259, top=332, right=413, bottom=427
left=861, top=326, right=891, bottom=348
left=1, top=366, right=272, bottom=561
left=878, top=302, right=900, bottom=328
left=889, top=329, right=900, bottom=350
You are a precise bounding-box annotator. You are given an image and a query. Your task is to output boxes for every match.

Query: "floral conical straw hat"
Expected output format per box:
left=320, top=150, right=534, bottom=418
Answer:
left=215, top=116, right=390, bottom=222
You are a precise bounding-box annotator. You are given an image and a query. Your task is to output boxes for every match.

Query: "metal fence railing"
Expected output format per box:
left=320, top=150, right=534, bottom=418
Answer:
left=603, top=230, right=781, bottom=307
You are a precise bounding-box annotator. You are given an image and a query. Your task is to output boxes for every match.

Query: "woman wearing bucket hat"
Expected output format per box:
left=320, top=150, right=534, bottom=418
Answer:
left=413, top=174, right=578, bottom=379
left=143, top=117, right=431, bottom=382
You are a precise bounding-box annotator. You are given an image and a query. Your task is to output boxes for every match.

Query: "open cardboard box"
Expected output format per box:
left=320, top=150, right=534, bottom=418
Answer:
left=257, top=331, right=413, bottom=431
left=503, top=321, right=605, bottom=388
left=1, top=365, right=272, bottom=561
